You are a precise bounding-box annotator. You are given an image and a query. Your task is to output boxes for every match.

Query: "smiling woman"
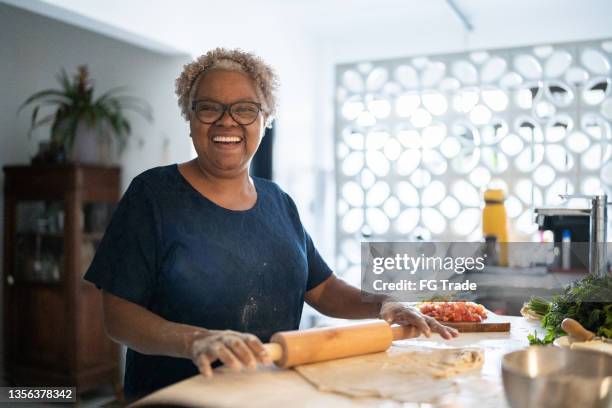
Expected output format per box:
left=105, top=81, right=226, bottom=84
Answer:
left=83, top=47, right=457, bottom=402
left=187, top=70, right=265, bottom=188
left=175, top=49, right=277, bottom=197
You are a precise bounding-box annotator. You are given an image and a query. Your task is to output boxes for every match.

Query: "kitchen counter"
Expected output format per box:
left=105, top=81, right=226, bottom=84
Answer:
left=133, top=316, right=542, bottom=408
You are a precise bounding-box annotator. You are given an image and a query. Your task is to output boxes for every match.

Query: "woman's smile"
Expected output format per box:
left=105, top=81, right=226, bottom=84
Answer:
left=211, top=136, right=244, bottom=150
left=209, top=129, right=246, bottom=157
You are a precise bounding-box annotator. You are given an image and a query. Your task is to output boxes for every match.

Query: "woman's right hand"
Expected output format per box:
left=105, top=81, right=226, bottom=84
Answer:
left=189, top=330, right=273, bottom=377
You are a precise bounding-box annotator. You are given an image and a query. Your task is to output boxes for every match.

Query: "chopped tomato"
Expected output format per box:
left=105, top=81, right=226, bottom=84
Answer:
left=418, top=301, right=487, bottom=323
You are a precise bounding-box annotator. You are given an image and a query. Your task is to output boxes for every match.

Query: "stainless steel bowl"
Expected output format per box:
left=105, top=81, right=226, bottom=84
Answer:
left=502, top=346, right=612, bottom=408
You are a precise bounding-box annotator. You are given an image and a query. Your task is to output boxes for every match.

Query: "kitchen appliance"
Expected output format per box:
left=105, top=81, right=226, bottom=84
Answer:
left=534, top=194, right=608, bottom=275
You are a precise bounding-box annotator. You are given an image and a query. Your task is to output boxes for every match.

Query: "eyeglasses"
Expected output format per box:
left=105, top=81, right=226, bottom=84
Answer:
left=191, top=100, right=262, bottom=126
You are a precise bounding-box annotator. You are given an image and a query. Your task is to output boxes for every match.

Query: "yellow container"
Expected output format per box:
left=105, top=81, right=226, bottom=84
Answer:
left=482, top=189, right=508, bottom=266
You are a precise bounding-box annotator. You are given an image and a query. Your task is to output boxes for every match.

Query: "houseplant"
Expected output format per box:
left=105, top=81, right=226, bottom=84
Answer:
left=19, top=65, right=152, bottom=164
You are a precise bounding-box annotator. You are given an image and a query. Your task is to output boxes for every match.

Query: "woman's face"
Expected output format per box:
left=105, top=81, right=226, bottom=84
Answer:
left=189, top=69, right=266, bottom=178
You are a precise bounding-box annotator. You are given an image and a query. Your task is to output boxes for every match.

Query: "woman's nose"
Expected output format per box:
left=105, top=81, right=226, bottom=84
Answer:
left=216, top=109, right=239, bottom=126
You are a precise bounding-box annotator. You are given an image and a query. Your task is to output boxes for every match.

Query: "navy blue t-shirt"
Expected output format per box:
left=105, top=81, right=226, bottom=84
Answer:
left=84, top=164, right=333, bottom=400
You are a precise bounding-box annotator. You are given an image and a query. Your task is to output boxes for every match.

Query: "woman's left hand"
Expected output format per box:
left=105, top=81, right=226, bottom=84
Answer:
left=379, top=301, right=459, bottom=340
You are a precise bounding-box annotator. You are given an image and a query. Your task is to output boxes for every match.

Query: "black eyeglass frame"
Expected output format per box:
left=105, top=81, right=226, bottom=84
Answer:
left=191, top=100, right=263, bottom=126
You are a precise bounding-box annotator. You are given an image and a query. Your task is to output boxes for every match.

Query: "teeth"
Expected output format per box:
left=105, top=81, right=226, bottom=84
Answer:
left=213, top=136, right=242, bottom=143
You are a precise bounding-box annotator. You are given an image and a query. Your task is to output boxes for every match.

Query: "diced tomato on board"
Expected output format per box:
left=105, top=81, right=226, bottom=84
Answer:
left=418, top=301, right=487, bottom=323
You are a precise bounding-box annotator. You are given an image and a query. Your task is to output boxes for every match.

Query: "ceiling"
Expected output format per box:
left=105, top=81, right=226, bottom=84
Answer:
left=4, top=0, right=612, bottom=61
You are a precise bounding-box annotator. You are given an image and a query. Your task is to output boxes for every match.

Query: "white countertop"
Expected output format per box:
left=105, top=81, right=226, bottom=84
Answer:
left=134, top=316, right=543, bottom=408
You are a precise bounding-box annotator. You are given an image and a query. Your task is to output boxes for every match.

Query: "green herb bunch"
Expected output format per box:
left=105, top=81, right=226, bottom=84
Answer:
left=528, top=274, right=612, bottom=345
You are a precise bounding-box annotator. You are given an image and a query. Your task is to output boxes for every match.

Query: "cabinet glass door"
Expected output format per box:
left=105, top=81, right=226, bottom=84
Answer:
left=14, top=201, right=64, bottom=284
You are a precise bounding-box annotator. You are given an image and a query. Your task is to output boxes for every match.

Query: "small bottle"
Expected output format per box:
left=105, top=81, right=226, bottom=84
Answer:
left=482, top=189, right=508, bottom=266
left=561, top=229, right=571, bottom=270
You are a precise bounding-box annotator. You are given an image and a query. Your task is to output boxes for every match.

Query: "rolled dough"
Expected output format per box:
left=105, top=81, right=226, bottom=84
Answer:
left=295, top=346, right=484, bottom=404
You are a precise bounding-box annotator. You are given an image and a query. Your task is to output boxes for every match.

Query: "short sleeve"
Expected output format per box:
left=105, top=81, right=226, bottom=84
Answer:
left=305, top=231, right=333, bottom=290
left=281, top=191, right=333, bottom=291
left=84, top=178, right=161, bottom=308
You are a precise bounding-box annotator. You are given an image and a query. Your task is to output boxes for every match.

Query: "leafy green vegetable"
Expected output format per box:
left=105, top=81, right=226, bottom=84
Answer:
left=532, top=274, right=612, bottom=343
left=524, top=296, right=550, bottom=319
left=527, top=330, right=556, bottom=345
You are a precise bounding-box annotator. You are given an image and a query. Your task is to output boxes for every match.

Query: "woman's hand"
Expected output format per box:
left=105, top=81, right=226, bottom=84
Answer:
left=189, top=330, right=272, bottom=377
left=379, top=301, right=459, bottom=340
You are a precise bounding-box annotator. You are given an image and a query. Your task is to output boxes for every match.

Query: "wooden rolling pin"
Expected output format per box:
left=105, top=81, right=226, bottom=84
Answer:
left=262, top=321, right=415, bottom=368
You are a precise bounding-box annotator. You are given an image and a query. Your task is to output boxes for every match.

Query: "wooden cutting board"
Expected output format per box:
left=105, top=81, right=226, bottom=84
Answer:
left=438, top=311, right=511, bottom=332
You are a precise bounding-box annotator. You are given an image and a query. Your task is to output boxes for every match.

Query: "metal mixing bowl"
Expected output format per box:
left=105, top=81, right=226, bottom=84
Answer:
left=502, top=346, right=612, bottom=408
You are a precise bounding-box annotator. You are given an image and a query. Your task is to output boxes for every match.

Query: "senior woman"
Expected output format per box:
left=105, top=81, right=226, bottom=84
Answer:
left=84, top=48, right=458, bottom=400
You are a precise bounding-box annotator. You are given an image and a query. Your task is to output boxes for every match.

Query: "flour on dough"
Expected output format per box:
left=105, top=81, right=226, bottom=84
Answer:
left=295, top=346, right=484, bottom=404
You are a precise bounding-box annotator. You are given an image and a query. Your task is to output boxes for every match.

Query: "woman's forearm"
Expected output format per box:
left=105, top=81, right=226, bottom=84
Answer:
left=102, top=291, right=207, bottom=359
left=306, top=275, right=390, bottom=319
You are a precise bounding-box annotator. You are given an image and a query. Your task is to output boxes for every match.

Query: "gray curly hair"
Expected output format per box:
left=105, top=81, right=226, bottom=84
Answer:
left=175, top=48, right=279, bottom=128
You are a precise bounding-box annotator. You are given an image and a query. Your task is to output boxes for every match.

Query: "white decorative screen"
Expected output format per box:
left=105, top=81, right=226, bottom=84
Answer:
left=335, top=39, right=612, bottom=282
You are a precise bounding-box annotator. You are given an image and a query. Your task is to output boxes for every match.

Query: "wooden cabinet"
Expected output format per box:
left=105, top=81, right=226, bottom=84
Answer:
left=3, top=164, right=120, bottom=393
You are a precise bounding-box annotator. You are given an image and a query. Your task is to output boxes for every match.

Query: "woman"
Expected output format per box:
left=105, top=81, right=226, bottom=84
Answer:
left=85, top=48, right=458, bottom=401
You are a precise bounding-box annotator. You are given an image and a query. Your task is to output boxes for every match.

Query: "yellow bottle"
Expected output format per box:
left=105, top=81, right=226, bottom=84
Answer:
left=482, top=189, right=508, bottom=266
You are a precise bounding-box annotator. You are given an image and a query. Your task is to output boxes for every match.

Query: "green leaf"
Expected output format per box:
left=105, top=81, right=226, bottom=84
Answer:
left=598, top=327, right=612, bottom=338
left=528, top=331, right=553, bottom=345
left=96, top=86, right=128, bottom=103
left=18, top=90, right=71, bottom=113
